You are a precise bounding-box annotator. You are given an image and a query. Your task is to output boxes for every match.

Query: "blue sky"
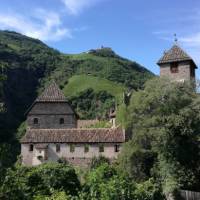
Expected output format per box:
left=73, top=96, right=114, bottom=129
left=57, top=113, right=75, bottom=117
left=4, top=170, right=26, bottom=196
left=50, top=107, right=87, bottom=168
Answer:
left=1, top=0, right=200, bottom=77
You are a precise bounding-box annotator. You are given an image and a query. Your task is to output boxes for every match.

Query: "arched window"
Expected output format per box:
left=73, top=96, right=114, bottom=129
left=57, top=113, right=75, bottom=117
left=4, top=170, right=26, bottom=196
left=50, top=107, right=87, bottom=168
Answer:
left=33, top=118, right=38, bottom=124
left=59, top=118, right=64, bottom=124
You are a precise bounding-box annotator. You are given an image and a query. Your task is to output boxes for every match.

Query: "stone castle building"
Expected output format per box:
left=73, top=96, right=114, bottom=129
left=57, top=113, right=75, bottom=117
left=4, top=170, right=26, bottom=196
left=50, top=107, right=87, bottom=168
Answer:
left=21, top=82, right=125, bottom=166
left=157, top=44, right=197, bottom=82
left=21, top=43, right=197, bottom=167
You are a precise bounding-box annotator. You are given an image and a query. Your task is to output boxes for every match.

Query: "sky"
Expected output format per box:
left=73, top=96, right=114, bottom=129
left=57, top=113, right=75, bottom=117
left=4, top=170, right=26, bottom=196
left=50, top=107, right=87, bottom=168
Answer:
left=1, top=0, right=200, bottom=77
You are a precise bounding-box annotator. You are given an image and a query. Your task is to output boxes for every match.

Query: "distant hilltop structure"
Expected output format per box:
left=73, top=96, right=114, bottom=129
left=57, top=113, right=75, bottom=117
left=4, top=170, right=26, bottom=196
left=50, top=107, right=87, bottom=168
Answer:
left=157, top=44, right=197, bottom=82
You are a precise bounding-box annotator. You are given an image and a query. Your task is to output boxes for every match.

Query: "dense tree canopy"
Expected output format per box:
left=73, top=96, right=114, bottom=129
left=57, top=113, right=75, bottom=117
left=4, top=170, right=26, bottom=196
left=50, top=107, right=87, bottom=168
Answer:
left=119, top=78, right=200, bottom=198
left=0, top=162, right=80, bottom=200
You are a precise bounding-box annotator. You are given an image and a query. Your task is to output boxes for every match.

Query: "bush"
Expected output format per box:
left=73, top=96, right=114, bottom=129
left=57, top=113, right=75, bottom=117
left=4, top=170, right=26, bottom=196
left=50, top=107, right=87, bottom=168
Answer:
left=90, top=156, right=110, bottom=169
left=0, top=162, right=80, bottom=199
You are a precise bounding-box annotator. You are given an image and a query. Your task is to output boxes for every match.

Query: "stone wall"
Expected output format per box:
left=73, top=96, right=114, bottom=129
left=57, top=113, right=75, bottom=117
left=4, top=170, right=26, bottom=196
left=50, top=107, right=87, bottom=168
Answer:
left=160, top=61, right=193, bottom=82
left=21, top=144, right=33, bottom=166
left=27, top=114, right=76, bottom=129
left=27, top=102, right=77, bottom=129
left=22, top=143, right=121, bottom=166
left=29, top=102, right=74, bottom=115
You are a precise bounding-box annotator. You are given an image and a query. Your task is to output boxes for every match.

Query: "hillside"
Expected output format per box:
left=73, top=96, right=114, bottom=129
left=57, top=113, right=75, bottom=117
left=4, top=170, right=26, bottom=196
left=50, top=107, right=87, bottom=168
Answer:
left=0, top=30, right=154, bottom=165
left=63, top=74, right=125, bottom=102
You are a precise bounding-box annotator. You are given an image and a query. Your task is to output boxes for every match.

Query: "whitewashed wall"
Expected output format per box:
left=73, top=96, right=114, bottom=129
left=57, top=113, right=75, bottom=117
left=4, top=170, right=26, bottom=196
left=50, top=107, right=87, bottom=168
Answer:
left=22, top=143, right=121, bottom=166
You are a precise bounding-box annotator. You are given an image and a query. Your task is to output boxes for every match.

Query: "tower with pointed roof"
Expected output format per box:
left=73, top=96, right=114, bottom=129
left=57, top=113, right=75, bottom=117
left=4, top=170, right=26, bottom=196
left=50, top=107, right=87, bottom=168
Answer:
left=21, top=81, right=125, bottom=167
left=27, top=81, right=77, bottom=129
left=157, top=44, right=197, bottom=82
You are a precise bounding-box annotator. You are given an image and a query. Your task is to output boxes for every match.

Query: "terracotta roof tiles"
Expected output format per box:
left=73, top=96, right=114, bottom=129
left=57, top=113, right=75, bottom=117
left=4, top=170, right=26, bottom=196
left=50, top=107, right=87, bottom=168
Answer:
left=21, top=127, right=125, bottom=143
left=157, top=45, right=197, bottom=68
left=36, top=81, right=67, bottom=102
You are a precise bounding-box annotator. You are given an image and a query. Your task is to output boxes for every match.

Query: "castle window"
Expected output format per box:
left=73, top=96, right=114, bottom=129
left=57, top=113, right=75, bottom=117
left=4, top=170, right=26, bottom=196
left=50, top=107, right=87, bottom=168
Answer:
left=70, top=144, right=75, bottom=153
left=59, top=118, right=64, bottom=124
left=99, top=144, right=104, bottom=153
left=33, top=118, right=38, bottom=124
left=29, top=144, right=34, bottom=151
left=114, top=145, right=120, bottom=152
left=170, top=62, right=178, bottom=73
left=84, top=145, right=89, bottom=153
left=56, top=144, right=60, bottom=152
left=190, top=66, right=195, bottom=77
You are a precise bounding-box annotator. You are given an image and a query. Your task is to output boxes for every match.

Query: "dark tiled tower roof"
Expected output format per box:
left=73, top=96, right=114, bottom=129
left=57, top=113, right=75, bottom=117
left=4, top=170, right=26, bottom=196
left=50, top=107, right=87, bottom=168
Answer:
left=36, top=81, right=67, bottom=102
left=157, top=45, right=197, bottom=68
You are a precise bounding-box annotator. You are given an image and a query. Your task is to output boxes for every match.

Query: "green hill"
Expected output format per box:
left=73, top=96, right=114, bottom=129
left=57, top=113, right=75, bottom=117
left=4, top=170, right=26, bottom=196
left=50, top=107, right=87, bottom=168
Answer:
left=63, top=74, right=126, bottom=102
left=0, top=30, right=154, bottom=166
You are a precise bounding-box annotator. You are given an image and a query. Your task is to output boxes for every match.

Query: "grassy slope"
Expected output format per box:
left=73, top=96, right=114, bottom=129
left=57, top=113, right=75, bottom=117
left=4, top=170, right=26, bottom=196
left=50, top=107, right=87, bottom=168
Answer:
left=63, top=74, right=126, bottom=102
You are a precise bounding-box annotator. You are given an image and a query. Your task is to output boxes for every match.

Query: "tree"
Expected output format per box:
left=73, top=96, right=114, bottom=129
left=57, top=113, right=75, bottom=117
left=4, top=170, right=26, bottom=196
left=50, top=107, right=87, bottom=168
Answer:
left=119, top=78, right=200, bottom=198
left=81, top=163, right=136, bottom=200
left=0, top=162, right=80, bottom=200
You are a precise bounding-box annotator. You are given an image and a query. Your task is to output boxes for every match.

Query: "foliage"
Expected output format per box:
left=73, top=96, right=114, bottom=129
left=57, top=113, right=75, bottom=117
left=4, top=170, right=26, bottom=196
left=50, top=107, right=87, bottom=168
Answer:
left=69, top=88, right=115, bottom=119
left=134, top=179, right=164, bottom=200
left=0, top=162, right=80, bottom=200
left=90, top=156, right=110, bottom=169
left=63, top=74, right=125, bottom=103
left=80, top=163, right=136, bottom=200
left=119, top=78, right=200, bottom=196
left=16, top=121, right=27, bottom=140
left=116, top=103, right=128, bottom=127
left=34, top=191, right=72, bottom=200
left=86, top=120, right=112, bottom=128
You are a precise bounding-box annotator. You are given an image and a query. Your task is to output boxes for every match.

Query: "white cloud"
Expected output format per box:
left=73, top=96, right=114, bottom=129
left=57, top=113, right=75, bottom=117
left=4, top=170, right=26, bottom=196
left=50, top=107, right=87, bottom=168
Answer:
left=61, top=0, right=101, bottom=15
left=179, top=33, right=200, bottom=47
left=0, top=9, right=72, bottom=41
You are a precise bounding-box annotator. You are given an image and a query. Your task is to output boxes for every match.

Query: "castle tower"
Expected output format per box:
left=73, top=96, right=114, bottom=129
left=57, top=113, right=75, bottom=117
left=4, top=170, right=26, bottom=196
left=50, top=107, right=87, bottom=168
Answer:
left=157, top=44, right=197, bottom=82
left=26, top=81, right=77, bottom=129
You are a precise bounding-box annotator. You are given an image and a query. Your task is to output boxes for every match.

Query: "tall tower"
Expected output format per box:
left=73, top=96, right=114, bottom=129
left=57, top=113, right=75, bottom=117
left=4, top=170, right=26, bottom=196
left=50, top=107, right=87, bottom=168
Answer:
left=157, top=44, right=197, bottom=82
left=26, top=81, right=77, bottom=129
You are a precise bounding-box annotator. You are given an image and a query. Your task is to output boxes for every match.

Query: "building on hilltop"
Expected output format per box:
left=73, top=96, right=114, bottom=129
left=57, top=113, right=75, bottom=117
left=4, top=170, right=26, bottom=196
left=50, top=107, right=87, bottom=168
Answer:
left=21, top=81, right=125, bottom=167
left=157, top=44, right=197, bottom=82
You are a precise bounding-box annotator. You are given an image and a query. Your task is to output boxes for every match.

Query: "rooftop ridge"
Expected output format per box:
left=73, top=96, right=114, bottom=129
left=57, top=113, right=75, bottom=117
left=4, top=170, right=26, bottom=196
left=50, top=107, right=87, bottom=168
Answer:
left=29, top=126, right=122, bottom=131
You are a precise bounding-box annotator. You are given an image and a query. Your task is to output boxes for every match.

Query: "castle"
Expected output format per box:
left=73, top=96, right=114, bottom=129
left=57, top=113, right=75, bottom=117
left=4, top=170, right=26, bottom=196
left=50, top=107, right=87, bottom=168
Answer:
left=21, top=43, right=197, bottom=166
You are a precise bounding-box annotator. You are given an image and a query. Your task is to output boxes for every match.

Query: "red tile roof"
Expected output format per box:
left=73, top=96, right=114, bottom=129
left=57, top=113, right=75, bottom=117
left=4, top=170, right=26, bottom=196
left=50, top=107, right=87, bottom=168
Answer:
left=21, top=127, right=125, bottom=143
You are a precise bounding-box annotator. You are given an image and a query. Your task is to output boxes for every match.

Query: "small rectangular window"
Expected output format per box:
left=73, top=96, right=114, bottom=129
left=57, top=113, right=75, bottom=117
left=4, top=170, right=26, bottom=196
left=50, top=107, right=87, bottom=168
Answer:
left=170, top=63, right=178, bottom=73
left=70, top=144, right=75, bottom=153
left=59, top=118, right=64, bottom=124
left=56, top=144, right=60, bottom=152
left=114, top=145, right=120, bottom=152
left=84, top=145, right=89, bottom=153
left=29, top=144, right=33, bottom=151
left=44, top=149, right=48, bottom=160
left=33, top=118, right=38, bottom=124
left=99, top=144, right=104, bottom=152
left=190, top=66, right=195, bottom=77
